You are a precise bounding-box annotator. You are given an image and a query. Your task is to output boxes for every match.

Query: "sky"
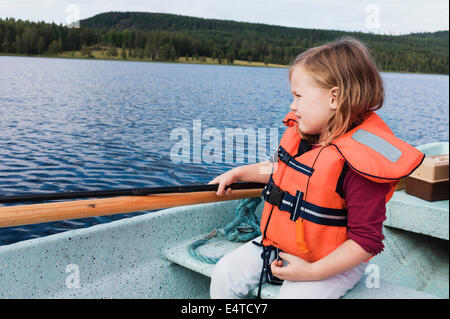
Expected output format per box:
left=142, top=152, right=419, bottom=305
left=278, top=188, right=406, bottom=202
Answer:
left=0, top=0, right=448, bottom=35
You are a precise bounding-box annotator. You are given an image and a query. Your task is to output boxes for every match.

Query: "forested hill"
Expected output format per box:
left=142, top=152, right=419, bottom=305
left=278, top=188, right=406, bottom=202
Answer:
left=80, top=12, right=449, bottom=74
left=0, top=11, right=448, bottom=74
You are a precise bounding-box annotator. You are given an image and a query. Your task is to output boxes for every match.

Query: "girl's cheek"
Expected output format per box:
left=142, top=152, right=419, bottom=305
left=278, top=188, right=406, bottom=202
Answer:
left=296, top=103, right=305, bottom=117
left=294, top=101, right=302, bottom=112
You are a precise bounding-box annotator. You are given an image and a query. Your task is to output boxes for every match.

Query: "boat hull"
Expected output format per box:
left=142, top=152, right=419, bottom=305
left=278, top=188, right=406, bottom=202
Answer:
left=0, top=141, right=448, bottom=298
left=0, top=199, right=255, bottom=298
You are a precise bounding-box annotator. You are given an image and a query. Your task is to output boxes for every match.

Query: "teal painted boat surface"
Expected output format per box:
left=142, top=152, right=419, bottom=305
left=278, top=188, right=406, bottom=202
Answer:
left=0, top=142, right=448, bottom=299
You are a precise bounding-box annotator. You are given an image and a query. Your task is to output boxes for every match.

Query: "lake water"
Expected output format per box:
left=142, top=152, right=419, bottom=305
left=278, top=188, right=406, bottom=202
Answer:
left=0, top=56, right=448, bottom=245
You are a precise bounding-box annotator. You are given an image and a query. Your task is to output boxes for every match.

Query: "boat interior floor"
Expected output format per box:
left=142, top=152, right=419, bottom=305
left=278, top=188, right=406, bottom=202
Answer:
left=164, top=233, right=440, bottom=299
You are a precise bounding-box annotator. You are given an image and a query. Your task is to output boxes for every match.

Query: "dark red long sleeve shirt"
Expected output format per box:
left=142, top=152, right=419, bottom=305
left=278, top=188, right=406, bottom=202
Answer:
left=342, top=164, right=390, bottom=255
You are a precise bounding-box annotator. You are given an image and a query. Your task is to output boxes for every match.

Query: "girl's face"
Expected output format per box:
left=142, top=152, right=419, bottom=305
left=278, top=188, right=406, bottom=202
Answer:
left=289, top=65, right=338, bottom=137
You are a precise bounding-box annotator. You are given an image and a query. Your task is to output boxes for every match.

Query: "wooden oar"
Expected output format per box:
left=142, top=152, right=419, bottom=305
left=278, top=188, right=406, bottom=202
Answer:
left=0, top=183, right=265, bottom=228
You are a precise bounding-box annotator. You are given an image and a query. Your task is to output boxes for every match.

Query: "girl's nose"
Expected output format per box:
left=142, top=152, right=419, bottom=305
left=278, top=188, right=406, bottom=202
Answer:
left=289, top=101, right=296, bottom=112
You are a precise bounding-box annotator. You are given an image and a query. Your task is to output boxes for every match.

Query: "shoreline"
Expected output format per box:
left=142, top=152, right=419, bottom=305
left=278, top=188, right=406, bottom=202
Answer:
left=0, top=51, right=289, bottom=69
left=0, top=52, right=448, bottom=75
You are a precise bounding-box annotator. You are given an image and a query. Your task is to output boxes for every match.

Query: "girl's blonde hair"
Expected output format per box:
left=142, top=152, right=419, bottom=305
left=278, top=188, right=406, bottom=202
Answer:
left=289, top=36, right=384, bottom=146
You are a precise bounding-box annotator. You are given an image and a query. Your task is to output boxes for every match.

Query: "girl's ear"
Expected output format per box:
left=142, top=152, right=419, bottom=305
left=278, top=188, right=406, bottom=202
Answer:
left=329, top=87, right=339, bottom=111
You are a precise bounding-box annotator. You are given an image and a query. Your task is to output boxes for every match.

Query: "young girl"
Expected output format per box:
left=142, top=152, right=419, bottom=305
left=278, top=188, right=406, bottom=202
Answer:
left=208, top=37, right=424, bottom=299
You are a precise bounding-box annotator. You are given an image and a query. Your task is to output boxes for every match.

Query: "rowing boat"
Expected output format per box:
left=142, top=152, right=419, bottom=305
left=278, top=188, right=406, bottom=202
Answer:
left=0, top=142, right=448, bottom=299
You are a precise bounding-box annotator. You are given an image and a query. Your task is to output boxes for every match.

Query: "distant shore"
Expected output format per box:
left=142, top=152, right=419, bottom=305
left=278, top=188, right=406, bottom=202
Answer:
left=0, top=48, right=289, bottom=69
left=2, top=51, right=449, bottom=75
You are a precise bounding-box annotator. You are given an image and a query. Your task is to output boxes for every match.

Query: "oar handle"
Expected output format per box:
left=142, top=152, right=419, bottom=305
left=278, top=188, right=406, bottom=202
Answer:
left=0, top=186, right=265, bottom=228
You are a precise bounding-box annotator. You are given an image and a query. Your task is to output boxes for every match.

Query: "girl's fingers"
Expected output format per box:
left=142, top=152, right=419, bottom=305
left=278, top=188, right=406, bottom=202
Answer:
left=272, top=259, right=283, bottom=267
left=208, top=178, right=218, bottom=185
left=207, top=176, right=233, bottom=195
left=217, top=184, right=233, bottom=196
left=217, top=182, right=225, bottom=195
left=270, top=261, right=286, bottom=279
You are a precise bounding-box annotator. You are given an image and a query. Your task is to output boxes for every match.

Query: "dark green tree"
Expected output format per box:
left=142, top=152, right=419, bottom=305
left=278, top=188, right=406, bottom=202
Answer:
left=37, top=36, right=45, bottom=55
left=121, top=43, right=127, bottom=59
left=47, top=40, right=59, bottom=55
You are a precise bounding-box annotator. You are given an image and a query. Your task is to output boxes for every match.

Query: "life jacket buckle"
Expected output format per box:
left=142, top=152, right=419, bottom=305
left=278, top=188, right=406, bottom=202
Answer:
left=278, top=147, right=292, bottom=164
left=266, top=184, right=284, bottom=207
left=290, top=190, right=304, bottom=221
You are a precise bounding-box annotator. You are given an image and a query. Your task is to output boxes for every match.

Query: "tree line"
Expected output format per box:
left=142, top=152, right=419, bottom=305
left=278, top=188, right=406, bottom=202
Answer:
left=0, top=12, right=448, bottom=74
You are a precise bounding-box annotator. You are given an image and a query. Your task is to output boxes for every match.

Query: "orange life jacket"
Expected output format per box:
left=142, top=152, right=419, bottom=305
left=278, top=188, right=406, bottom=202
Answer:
left=259, top=111, right=425, bottom=262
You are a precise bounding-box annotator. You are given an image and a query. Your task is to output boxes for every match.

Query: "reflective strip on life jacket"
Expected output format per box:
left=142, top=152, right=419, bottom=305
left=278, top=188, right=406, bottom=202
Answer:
left=351, top=129, right=402, bottom=162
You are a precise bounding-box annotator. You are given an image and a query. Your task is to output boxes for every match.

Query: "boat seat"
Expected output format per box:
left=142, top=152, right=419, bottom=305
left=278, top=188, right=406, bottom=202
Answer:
left=163, top=234, right=439, bottom=299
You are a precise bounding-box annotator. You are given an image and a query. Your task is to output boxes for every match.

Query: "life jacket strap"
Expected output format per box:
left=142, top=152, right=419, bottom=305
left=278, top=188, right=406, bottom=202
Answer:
left=262, top=180, right=348, bottom=227
left=278, top=145, right=315, bottom=177
left=252, top=241, right=284, bottom=299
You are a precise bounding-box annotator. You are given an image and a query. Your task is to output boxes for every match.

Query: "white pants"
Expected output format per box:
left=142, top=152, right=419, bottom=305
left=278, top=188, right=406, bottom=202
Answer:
left=210, top=236, right=368, bottom=299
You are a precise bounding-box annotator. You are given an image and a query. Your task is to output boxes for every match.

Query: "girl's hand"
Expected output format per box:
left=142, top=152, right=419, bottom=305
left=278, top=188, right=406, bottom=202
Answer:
left=270, top=252, right=318, bottom=282
left=208, top=167, right=241, bottom=196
